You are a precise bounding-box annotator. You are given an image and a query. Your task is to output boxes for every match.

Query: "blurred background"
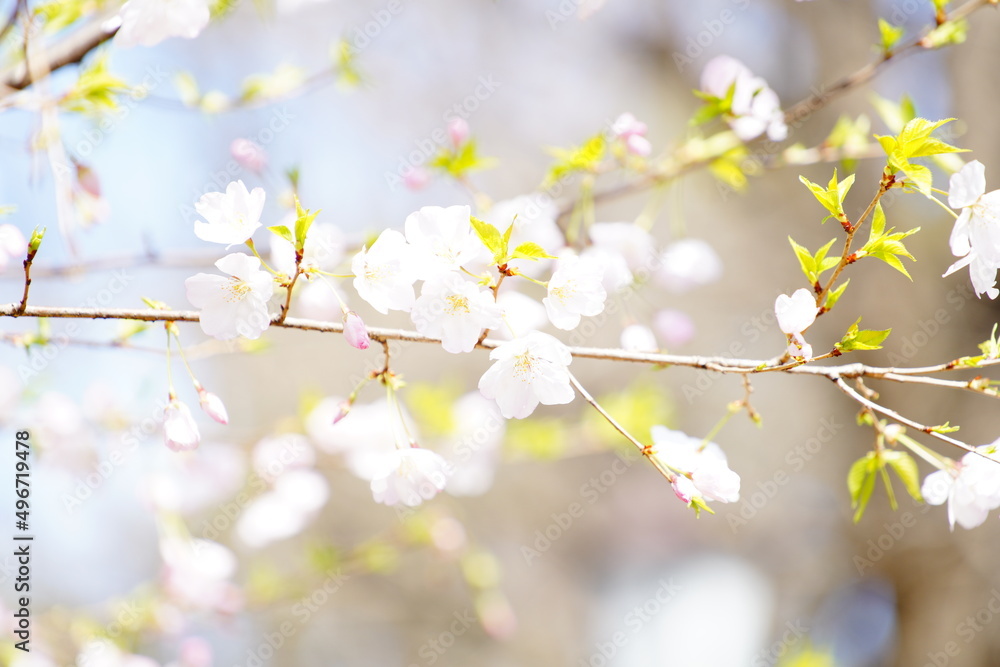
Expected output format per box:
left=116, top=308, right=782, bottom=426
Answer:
left=1, top=0, right=1000, bottom=665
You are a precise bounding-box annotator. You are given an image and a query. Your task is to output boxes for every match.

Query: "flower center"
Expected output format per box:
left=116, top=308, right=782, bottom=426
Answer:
left=365, top=262, right=389, bottom=284
left=550, top=280, right=576, bottom=304
left=224, top=277, right=251, bottom=302
left=513, top=352, right=537, bottom=381
left=445, top=294, right=470, bottom=314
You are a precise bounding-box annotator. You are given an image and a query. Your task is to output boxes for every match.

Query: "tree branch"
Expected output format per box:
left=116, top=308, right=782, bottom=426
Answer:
left=3, top=303, right=998, bottom=381
left=0, top=14, right=119, bottom=96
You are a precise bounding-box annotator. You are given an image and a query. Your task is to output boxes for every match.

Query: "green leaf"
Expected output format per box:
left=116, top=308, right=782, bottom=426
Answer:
left=883, top=451, right=923, bottom=502
left=798, top=169, right=855, bottom=220
left=929, top=422, right=960, bottom=434
left=860, top=221, right=920, bottom=280
left=788, top=236, right=816, bottom=282
left=27, top=226, right=46, bottom=256
left=542, top=134, right=606, bottom=188
left=788, top=237, right=839, bottom=284
left=430, top=140, right=498, bottom=178
left=173, top=71, right=201, bottom=107
left=878, top=18, right=905, bottom=54
left=868, top=203, right=886, bottom=241
left=267, top=225, right=294, bottom=245
left=825, top=279, right=849, bottom=311
left=922, top=19, right=968, bottom=49
left=870, top=94, right=916, bottom=134
left=848, top=453, right=878, bottom=523
left=978, top=324, right=1000, bottom=359
left=60, top=52, right=130, bottom=116
left=470, top=216, right=506, bottom=264
left=510, top=242, right=555, bottom=261
left=813, top=238, right=840, bottom=274
left=292, top=196, right=319, bottom=253
left=836, top=318, right=891, bottom=352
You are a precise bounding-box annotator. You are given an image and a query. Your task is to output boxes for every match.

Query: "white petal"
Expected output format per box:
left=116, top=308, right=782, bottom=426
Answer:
left=948, top=161, right=986, bottom=209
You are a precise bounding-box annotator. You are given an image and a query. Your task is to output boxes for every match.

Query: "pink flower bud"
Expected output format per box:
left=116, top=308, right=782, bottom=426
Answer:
left=0, top=224, right=27, bottom=271
left=447, top=117, right=470, bottom=147
left=197, top=387, right=229, bottom=425
left=625, top=134, right=652, bottom=156
left=75, top=163, right=102, bottom=197
left=343, top=311, right=371, bottom=350
left=671, top=476, right=696, bottom=504
left=164, top=399, right=201, bottom=452
left=332, top=400, right=351, bottom=425
left=179, top=637, right=213, bottom=667
left=230, top=138, right=268, bottom=173
left=403, top=167, right=431, bottom=191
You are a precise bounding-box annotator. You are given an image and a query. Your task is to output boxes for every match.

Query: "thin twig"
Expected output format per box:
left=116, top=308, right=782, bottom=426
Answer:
left=832, top=376, right=985, bottom=458
left=782, top=0, right=993, bottom=124
left=0, top=13, right=119, bottom=96
left=4, top=304, right=999, bottom=387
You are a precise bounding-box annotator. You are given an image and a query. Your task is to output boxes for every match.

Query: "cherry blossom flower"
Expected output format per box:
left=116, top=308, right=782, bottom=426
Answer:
left=478, top=331, right=575, bottom=418
left=114, top=0, right=211, bottom=48
left=448, top=117, right=470, bottom=146
left=185, top=253, right=275, bottom=340
left=700, top=55, right=787, bottom=142
left=252, top=434, right=315, bottom=483
left=485, top=196, right=566, bottom=276
left=0, top=224, right=26, bottom=270
left=583, top=222, right=657, bottom=291
left=370, top=447, right=453, bottom=507
left=544, top=254, right=608, bottom=330
left=403, top=167, right=431, bottom=191
left=163, top=399, right=200, bottom=452
left=649, top=426, right=741, bottom=503
left=411, top=273, right=504, bottom=353
left=444, top=392, right=506, bottom=496
left=306, top=399, right=400, bottom=479
left=195, top=385, right=228, bottom=425
left=343, top=311, right=371, bottom=350
left=161, top=538, right=241, bottom=613
left=775, top=288, right=818, bottom=359
left=656, top=238, right=723, bottom=293
left=620, top=324, right=658, bottom=352
left=230, top=138, right=267, bottom=173
left=351, top=229, right=419, bottom=314
left=943, top=160, right=1000, bottom=299
left=75, top=640, right=159, bottom=667
left=404, top=205, right=481, bottom=278
left=495, top=290, right=547, bottom=340
left=653, top=309, right=696, bottom=348
left=236, top=469, right=329, bottom=547
left=193, top=180, right=265, bottom=247
left=270, top=218, right=346, bottom=276
left=922, top=445, right=1000, bottom=530
left=611, top=112, right=652, bottom=156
